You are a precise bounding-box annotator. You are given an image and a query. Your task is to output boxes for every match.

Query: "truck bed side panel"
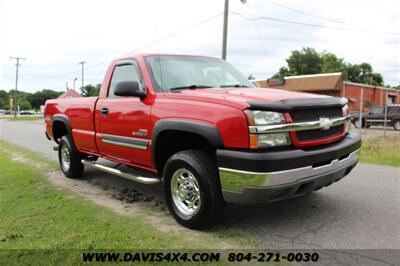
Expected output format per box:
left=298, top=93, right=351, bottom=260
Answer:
left=45, top=97, right=99, bottom=155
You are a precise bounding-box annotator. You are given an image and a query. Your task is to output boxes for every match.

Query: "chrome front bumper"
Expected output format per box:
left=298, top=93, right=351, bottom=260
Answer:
left=219, top=149, right=359, bottom=204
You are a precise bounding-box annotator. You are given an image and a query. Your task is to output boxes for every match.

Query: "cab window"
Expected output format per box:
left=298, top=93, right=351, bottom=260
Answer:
left=108, top=62, right=143, bottom=98
left=370, top=107, right=383, bottom=114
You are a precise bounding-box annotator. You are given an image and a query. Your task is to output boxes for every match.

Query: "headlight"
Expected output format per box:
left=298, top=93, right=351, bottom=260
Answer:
left=244, top=110, right=285, bottom=126
left=245, top=110, right=291, bottom=148
left=342, top=104, right=351, bottom=133
left=342, top=104, right=350, bottom=116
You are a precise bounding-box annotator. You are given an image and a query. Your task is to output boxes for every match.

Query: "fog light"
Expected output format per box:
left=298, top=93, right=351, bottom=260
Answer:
left=344, top=120, right=351, bottom=133
left=255, top=133, right=291, bottom=148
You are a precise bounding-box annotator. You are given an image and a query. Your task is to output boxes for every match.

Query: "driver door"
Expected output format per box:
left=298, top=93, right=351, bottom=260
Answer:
left=97, top=60, right=152, bottom=168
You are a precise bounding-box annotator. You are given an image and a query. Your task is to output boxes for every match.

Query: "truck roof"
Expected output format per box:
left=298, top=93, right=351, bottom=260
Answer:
left=114, top=53, right=221, bottom=62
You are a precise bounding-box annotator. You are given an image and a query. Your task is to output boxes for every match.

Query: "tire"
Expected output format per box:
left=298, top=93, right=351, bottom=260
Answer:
left=354, top=119, right=366, bottom=128
left=394, top=120, right=400, bottom=131
left=163, top=150, right=225, bottom=229
left=58, top=135, right=84, bottom=178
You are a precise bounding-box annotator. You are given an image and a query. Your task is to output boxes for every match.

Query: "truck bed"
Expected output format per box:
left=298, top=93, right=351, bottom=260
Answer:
left=45, top=97, right=99, bottom=155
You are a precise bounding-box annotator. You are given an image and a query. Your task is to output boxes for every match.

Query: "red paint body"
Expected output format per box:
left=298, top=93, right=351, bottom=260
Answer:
left=45, top=54, right=343, bottom=173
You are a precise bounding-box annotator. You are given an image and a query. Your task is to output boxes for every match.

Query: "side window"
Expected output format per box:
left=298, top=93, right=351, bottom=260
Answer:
left=388, top=107, right=400, bottom=115
left=108, top=62, right=143, bottom=98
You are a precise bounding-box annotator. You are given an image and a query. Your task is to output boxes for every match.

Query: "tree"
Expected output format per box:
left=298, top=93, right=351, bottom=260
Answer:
left=0, top=90, right=8, bottom=109
left=345, top=63, right=383, bottom=86
left=27, top=89, right=62, bottom=109
left=276, top=47, right=385, bottom=86
left=321, top=52, right=345, bottom=73
left=279, top=47, right=323, bottom=76
left=17, top=98, right=32, bottom=110
left=80, top=84, right=101, bottom=97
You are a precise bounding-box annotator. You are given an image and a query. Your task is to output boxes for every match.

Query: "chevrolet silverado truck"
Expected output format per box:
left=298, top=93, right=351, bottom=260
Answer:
left=44, top=54, right=361, bottom=229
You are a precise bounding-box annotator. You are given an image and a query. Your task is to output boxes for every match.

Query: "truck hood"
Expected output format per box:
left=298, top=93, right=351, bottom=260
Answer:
left=164, top=87, right=331, bottom=110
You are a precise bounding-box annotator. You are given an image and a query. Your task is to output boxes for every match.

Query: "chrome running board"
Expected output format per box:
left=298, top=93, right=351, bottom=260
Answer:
left=81, top=159, right=161, bottom=185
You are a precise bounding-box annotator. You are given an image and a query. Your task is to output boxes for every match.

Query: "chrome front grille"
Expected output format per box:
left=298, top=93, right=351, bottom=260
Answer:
left=290, top=107, right=343, bottom=142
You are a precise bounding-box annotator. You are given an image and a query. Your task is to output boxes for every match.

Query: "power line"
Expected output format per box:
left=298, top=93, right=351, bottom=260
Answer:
left=5, top=13, right=223, bottom=82
left=230, top=11, right=400, bottom=36
left=264, top=0, right=344, bottom=24
left=122, top=13, right=223, bottom=55
left=83, top=12, right=224, bottom=71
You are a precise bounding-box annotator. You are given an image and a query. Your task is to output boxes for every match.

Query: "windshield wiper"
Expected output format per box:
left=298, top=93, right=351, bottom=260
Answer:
left=220, top=84, right=250, bottom=88
left=169, top=85, right=212, bottom=92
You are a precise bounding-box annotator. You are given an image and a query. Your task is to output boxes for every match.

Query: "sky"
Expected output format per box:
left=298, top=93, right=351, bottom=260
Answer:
left=0, top=0, right=399, bottom=93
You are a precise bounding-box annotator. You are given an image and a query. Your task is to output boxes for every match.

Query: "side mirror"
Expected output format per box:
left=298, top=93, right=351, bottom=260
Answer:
left=114, top=81, right=146, bottom=98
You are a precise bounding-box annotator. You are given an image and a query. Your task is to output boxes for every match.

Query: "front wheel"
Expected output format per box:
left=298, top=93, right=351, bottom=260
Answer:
left=353, top=119, right=365, bottom=128
left=58, top=135, right=84, bottom=178
left=394, top=120, right=400, bottom=131
left=163, top=150, right=225, bottom=229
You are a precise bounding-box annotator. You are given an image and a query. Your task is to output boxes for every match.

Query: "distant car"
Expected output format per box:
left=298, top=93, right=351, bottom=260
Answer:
left=352, top=105, right=400, bottom=130
left=0, top=110, right=5, bottom=115
left=20, top=110, right=36, bottom=115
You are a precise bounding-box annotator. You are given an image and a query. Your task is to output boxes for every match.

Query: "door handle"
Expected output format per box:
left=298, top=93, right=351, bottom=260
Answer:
left=101, top=107, right=109, bottom=115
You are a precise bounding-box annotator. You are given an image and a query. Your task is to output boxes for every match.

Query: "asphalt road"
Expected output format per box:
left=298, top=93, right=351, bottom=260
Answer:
left=1, top=119, right=399, bottom=251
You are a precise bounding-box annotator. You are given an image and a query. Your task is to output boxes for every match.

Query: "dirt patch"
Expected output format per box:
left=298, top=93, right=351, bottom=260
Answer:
left=46, top=170, right=238, bottom=248
left=10, top=153, right=49, bottom=170
left=47, top=171, right=142, bottom=216
left=11, top=155, right=27, bottom=163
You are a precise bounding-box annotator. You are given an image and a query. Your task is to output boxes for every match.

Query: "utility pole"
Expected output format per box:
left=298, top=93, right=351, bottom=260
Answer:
left=221, top=0, right=247, bottom=60
left=9, top=56, right=26, bottom=117
left=359, top=87, right=363, bottom=135
left=73, top=77, right=78, bottom=91
left=221, top=0, right=229, bottom=60
left=78, top=61, right=86, bottom=89
left=383, top=94, right=388, bottom=138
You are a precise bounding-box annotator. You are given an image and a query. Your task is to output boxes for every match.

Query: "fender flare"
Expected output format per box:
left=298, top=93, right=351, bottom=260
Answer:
left=51, top=114, right=76, bottom=148
left=151, top=119, right=224, bottom=168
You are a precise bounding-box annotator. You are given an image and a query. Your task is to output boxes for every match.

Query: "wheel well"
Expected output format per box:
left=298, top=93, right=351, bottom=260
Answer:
left=154, top=130, right=215, bottom=174
left=52, top=121, right=68, bottom=143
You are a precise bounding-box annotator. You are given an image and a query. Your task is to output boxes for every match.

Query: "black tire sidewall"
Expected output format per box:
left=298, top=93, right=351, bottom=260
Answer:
left=58, top=135, right=83, bottom=178
left=163, top=151, right=223, bottom=229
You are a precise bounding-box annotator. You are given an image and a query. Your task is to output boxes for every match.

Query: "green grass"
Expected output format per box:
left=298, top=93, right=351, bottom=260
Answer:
left=0, top=140, right=286, bottom=265
left=0, top=115, right=43, bottom=121
left=359, top=138, right=400, bottom=167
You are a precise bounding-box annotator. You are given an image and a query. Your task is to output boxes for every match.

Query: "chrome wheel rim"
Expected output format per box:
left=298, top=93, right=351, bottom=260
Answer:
left=60, top=144, right=71, bottom=172
left=170, top=168, right=201, bottom=217
left=395, top=121, right=400, bottom=130
left=355, top=119, right=362, bottom=128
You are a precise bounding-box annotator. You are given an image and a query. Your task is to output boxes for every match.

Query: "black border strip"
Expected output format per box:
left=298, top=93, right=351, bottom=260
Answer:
left=101, top=134, right=149, bottom=150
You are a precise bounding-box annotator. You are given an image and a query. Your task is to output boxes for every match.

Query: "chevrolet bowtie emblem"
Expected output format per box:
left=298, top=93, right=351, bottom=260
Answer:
left=319, top=117, right=333, bottom=130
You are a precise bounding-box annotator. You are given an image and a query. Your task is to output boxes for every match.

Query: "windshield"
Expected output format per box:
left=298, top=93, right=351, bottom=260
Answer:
left=145, top=55, right=254, bottom=92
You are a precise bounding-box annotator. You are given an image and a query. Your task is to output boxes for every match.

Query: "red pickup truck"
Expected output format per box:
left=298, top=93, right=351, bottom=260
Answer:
left=45, top=54, right=361, bottom=229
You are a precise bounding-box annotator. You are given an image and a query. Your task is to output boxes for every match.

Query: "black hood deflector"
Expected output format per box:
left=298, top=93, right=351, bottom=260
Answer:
left=247, top=97, right=347, bottom=112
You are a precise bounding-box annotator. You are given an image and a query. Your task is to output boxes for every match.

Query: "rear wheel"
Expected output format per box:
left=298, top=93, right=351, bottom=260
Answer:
left=58, top=135, right=84, bottom=178
left=163, top=150, right=224, bottom=229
